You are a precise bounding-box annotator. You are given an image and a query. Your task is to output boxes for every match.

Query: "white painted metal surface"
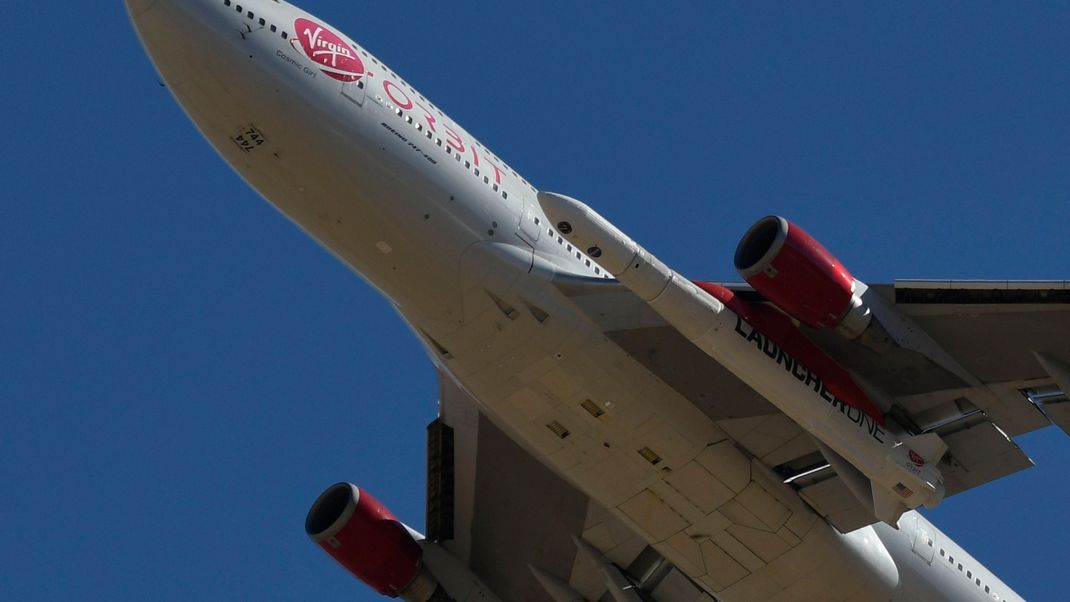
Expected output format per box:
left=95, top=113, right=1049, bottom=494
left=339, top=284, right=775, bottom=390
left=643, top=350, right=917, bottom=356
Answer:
left=124, top=2, right=1043, bottom=601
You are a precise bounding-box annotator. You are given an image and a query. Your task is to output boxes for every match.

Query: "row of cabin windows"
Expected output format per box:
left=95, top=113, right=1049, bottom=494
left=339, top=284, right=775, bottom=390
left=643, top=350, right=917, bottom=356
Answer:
left=392, top=102, right=602, bottom=276
left=937, top=546, right=1004, bottom=600
left=391, top=106, right=512, bottom=202
left=388, top=100, right=599, bottom=275
left=389, top=91, right=603, bottom=278
left=375, top=63, right=537, bottom=195
left=223, top=0, right=289, bottom=38
left=379, top=76, right=514, bottom=180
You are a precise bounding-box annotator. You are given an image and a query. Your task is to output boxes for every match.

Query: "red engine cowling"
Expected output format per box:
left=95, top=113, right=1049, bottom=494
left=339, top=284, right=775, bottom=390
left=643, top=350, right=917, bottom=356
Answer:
left=305, top=483, right=423, bottom=598
left=734, top=216, right=856, bottom=329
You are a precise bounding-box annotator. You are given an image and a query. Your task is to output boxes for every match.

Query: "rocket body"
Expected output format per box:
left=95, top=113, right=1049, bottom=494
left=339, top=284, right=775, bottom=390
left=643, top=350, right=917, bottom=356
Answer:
left=538, top=192, right=945, bottom=525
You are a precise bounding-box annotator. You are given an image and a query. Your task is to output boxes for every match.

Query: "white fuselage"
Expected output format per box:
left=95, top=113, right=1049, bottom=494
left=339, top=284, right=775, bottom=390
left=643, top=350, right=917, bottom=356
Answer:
left=126, top=1, right=1022, bottom=600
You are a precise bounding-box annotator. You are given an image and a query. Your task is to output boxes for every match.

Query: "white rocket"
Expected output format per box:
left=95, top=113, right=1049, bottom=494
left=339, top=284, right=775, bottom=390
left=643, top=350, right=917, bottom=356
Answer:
left=538, top=191, right=948, bottom=527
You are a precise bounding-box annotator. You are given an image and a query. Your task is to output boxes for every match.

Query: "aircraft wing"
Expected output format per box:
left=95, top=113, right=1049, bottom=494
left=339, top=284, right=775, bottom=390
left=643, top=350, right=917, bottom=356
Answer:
left=872, top=280, right=1070, bottom=436
left=549, top=276, right=1069, bottom=534
left=430, top=370, right=718, bottom=602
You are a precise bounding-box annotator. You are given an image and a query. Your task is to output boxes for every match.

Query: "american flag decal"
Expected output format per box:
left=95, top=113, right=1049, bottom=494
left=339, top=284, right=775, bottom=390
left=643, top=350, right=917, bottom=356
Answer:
left=894, top=483, right=914, bottom=498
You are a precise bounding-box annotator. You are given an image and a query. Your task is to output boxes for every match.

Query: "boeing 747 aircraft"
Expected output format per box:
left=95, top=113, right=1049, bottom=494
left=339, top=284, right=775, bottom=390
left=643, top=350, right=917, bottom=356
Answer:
left=126, top=1, right=1068, bottom=600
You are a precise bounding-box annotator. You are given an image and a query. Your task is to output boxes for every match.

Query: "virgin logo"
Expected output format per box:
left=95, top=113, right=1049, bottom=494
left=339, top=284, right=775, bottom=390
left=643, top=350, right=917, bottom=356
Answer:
left=293, top=18, right=364, bottom=82
left=908, top=450, right=925, bottom=467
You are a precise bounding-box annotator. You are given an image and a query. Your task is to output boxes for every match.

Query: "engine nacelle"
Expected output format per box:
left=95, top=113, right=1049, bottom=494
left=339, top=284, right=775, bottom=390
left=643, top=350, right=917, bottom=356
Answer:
left=735, top=216, right=870, bottom=336
left=306, top=483, right=435, bottom=599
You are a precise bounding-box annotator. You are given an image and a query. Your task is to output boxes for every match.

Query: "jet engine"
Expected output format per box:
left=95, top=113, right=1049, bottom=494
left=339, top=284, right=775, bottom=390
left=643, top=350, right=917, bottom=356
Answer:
left=735, top=215, right=871, bottom=337
left=306, top=483, right=440, bottom=600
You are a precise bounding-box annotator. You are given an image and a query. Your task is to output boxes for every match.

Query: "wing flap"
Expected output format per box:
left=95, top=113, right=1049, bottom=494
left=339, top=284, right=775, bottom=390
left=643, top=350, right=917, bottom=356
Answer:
left=1040, top=394, right=1070, bottom=434
left=938, top=421, right=1034, bottom=496
left=1032, top=353, right=1070, bottom=436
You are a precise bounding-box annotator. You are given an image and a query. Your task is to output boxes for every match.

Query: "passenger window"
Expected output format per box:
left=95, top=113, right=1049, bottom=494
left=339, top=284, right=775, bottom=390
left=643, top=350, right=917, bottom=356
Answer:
left=281, top=31, right=287, bottom=39
left=270, top=24, right=277, bottom=32
left=259, top=18, right=266, bottom=26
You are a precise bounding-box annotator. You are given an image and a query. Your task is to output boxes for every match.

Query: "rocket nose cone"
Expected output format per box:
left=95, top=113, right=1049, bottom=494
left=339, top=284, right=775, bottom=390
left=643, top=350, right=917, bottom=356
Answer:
left=537, top=191, right=642, bottom=277
left=537, top=191, right=590, bottom=234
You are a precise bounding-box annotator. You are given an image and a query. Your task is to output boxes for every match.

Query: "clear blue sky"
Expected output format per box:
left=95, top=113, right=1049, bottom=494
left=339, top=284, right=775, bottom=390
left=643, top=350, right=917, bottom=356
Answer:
left=2, top=1, right=1067, bottom=600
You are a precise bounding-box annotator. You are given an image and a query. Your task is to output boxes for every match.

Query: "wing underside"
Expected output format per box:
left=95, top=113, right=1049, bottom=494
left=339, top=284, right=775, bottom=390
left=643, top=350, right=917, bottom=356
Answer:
left=431, top=372, right=717, bottom=602
left=549, top=277, right=1069, bottom=533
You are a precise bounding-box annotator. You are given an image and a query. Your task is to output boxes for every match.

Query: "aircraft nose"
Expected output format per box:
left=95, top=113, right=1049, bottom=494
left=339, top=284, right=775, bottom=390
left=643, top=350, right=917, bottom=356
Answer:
left=123, top=0, right=159, bottom=19
left=125, top=0, right=226, bottom=92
